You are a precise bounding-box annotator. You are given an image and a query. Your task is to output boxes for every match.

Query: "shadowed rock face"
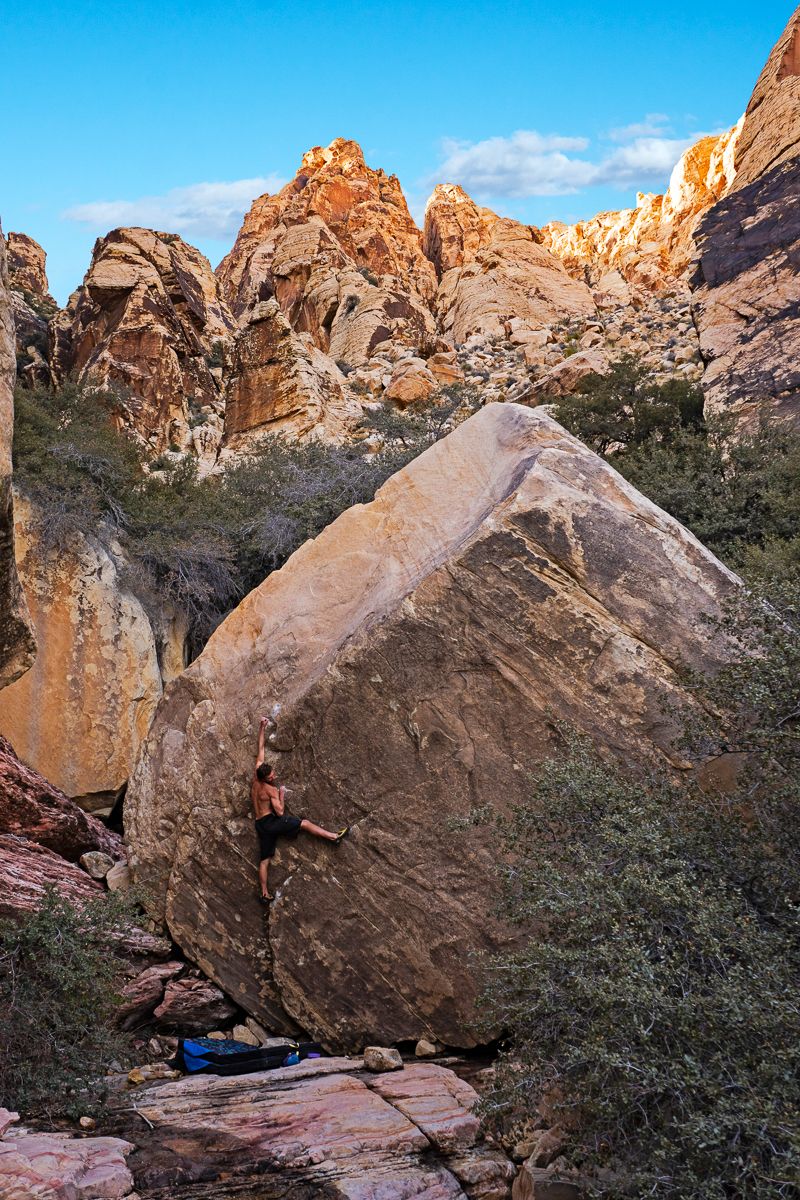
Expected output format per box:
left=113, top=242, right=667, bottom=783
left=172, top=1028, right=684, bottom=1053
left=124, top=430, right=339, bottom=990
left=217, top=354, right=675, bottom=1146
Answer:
left=127, top=403, right=738, bottom=1049
left=50, top=227, right=235, bottom=453
left=690, top=7, right=800, bottom=425
left=0, top=227, right=35, bottom=690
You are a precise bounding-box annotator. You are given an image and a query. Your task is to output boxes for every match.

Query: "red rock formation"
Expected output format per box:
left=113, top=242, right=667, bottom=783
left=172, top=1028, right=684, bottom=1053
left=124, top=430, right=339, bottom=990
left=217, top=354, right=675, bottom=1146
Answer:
left=0, top=834, right=104, bottom=919
left=7, top=233, right=54, bottom=304
left=540, top=124, right=741, bottom=292
left=0, top=1116, right=136, bottom=1200
left=50, top=228, right=235, bottom=453
left=0, top=734, right=122, bottom=861
left=0, top=227, right=35, bottom=690
left=218, top=139, right=438, bottom=368
left=424, top=188, right=596, bottom=343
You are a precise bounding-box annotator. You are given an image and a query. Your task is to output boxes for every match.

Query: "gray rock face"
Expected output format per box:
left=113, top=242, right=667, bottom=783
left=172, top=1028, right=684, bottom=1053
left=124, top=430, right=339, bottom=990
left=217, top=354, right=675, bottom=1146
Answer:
left=691, top=7, right=800, bottom=425
left=126, top=403, right=738, bottom=1050
left=692, top=158, right=800, bottom=424
left=0, top=227, right=35, bottom=690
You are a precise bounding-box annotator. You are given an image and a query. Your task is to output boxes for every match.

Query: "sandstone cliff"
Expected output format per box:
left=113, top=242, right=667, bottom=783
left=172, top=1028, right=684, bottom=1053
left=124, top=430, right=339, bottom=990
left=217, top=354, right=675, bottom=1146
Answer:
left=425, top=188, right=597, bottom=344
left=50, top=228, right=235, bottom=455
left=0, top=496, right=185, bottom=810
left=540, top=123, right=740, bottom=292
left=126, top=402, right=738, bottom=1049
left=0, top=227, right=35, bottom=690
left=7, top=231, right=55, bottom=389
left=691, top=6, right=800, bottom=423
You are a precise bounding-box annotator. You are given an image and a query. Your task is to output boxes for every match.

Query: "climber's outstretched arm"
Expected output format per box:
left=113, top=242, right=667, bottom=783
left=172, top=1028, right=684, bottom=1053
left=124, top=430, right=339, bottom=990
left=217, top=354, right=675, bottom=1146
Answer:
left=255, top=716, right=270, bottom=771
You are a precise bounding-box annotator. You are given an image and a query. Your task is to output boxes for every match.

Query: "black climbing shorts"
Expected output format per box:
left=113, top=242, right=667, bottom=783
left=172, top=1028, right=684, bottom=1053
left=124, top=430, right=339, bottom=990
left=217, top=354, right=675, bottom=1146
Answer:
left=255, top=813, right=304, bottom=860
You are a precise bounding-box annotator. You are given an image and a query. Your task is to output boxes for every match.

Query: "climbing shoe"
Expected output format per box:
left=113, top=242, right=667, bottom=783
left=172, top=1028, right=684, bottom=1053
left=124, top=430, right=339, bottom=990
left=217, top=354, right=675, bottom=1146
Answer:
left=334, top=826, right=350, bottom=845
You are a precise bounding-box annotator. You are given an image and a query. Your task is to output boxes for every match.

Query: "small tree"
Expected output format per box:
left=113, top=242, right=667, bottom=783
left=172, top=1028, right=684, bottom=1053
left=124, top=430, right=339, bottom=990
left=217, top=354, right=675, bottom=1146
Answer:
left=480, top=732, right=800, bottom=1198
left=0, top=889, right=135, bottom=1121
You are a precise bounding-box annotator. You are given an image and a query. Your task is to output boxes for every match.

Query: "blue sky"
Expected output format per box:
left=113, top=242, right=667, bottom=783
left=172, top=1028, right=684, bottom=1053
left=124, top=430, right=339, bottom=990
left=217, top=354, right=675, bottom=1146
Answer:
left=0, top=0, right=793, bottom=303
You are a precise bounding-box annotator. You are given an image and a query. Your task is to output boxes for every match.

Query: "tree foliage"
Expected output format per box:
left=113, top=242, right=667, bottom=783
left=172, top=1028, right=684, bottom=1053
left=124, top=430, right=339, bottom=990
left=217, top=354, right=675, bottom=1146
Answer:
left=552, top=358, right=800, bottom=583
left=480, top=587, right=800, bottom=1198
left=13, top=380, right=474, bottom=652
left=0, top=889, right=135, bottom=1121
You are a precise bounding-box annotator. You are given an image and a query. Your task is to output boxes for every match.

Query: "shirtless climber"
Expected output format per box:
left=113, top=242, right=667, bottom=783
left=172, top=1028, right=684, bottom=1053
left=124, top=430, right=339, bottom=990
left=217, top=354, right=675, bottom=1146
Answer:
left=252, top=713, right=349, bottom=902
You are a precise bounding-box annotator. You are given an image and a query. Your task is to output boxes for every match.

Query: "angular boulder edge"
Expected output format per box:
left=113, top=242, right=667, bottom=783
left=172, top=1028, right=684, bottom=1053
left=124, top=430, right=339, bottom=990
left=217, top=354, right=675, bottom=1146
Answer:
left=127, top=402, right=740, bottom=1048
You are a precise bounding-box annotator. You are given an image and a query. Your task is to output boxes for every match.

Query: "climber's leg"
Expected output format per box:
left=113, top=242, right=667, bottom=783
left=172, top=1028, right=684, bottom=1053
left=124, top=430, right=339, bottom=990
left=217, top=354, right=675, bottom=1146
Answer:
left=300, top=819, right=350, bottom=844
left=259, top=858, right=273, bottom=902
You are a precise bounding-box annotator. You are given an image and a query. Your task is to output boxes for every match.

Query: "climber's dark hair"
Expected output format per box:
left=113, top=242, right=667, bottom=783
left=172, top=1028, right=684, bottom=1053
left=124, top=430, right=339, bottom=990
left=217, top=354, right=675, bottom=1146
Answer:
left=256, top=762, right=273, bottom=782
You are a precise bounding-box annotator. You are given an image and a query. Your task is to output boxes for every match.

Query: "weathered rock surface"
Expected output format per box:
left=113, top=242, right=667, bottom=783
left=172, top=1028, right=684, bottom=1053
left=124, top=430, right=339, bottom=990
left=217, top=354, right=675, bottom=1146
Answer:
left=0, top=833, right=103, bottom=918
left=0, top=496, right=181, bottom=808
left=691, top=8, right=800, bottom=424
left=525, top=348, right=609, bottom=399
left=117, top=961, right=184, bottom=1030
left=731, top=5, right=800, bottom=189
left=217, top=139, right=439, bottom=439
left=152, top=975, right=238, bottom=1031
left=127, top=403, right=738, bottom=1048
left=0, top=734, right=122, bottom=861
left=50, top=227, right=235, bottom=453
left=7, top=233, right=53, bottom=302
left=541, top=124, right=740, bottom=292
left=425, top=189, right=596, bottom=344
left=105, top=1056, right=513, bottom=1198
left=0, top=227, right=35, bottom=690
left=0, top=1114, right=136, bottom=1200
left=221, top=298, right=359, bottom=448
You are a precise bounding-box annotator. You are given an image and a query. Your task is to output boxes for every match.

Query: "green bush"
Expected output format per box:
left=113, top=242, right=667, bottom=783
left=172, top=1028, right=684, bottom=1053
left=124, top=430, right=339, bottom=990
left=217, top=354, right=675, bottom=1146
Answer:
left=552, top=357, right=800, bottom=583
left=0, top=888, right=135, bottom=1121
left=479, top=586, right=800, bottom=1198
left=13, top=379, right=471, bottom=653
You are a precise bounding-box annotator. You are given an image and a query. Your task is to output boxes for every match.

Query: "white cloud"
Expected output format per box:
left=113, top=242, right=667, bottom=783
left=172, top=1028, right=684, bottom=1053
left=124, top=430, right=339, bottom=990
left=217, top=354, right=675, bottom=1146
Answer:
left=62, top=176, right=286, bottom=240
left=607, top=113, right=671, bottom=142
left=434, top=123, right=697, bottom=201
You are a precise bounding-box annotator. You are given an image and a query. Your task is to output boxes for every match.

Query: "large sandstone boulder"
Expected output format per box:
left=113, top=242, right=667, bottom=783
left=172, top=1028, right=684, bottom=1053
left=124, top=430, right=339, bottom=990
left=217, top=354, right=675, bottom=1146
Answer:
left=7, top=232, right=56, bottom=388
left=0, top=226, right=35, bottom=690
left=0, top=496, right=183, bottom=809
left=541, top=124, right=740, bottom=293
left=50, top=227, right=235, bottom=454
left=0, top=1116, right=136, bottom=1200
left=424, top=191, right=596, bottom=344
left=127, top=403, right=738, bottom=1048
left=106, top=1056, right=513, bottom=1197
left=691, top=8, right=800, bottom=424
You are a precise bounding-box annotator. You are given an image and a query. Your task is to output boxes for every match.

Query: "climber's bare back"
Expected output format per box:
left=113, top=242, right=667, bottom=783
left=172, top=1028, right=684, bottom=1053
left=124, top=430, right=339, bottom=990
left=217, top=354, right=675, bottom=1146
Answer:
left=251, top=776, right=281, bottom=820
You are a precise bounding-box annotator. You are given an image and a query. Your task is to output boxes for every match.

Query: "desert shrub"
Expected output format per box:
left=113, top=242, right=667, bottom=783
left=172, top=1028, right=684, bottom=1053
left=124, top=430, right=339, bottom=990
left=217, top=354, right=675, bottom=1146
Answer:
left=0, top=888, right=135, bottom=1121
left=479, top=586, right=800, bottom=1198
left=552, top=358, right=800, bottom=583
left=13, top=381, right=468, bottom=653
left=552, top=355, right=704, bottom=455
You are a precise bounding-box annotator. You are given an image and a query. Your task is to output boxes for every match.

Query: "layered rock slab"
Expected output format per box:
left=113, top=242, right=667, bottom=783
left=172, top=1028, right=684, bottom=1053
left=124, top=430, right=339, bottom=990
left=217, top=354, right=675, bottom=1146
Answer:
left=424, top=189, right=596, bottom=343
left=106, top=1057, right=512, bottom=1198
left=127, top=403, right=738, bottom=1047
left=0, top=226, right=35, bottom=690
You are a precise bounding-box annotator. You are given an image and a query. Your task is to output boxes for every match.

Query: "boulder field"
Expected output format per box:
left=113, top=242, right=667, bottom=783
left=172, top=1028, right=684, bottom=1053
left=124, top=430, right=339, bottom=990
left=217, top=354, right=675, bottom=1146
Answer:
left=126, top=401, right=739, bottom=1048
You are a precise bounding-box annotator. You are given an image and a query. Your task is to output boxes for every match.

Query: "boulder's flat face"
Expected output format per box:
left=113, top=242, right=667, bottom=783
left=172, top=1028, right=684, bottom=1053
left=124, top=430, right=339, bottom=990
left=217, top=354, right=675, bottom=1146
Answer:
left=0, top=228, right=35, bottom=691
left=107, top=1057, right=513, bottom=1198
left=0, top=498, right=172, bottom=809
left=692, top=8, right=800, bottom=424
left=127, top=403, right=738, bottom=1048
